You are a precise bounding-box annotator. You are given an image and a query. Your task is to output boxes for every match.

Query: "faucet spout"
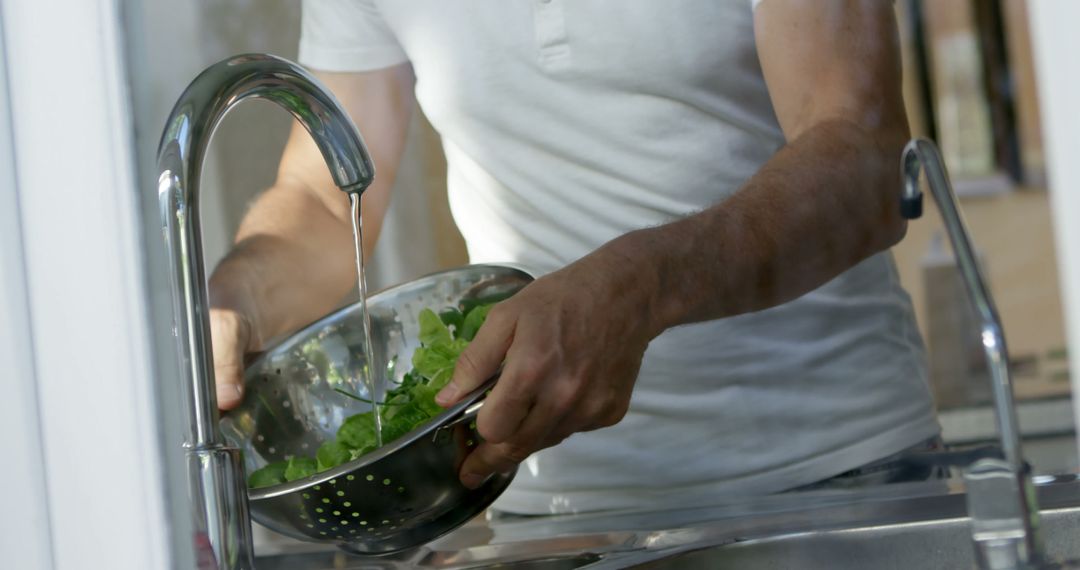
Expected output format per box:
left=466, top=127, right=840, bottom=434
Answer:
left=900, top=138, right=1043, bottom=569
left=156, top=54, right=375, bottom=569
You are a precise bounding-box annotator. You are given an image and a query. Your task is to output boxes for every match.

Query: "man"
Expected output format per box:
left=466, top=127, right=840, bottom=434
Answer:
left=210, top=0, right=939, bottom=515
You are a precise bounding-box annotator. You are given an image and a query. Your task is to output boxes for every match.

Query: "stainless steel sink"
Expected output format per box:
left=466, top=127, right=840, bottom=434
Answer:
left=252, top=476, right=1080, bottom=569
left=631, top=505, right=1080, bottom=569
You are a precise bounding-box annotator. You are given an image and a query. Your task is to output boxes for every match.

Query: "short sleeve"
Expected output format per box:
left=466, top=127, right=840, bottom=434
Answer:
left=299, top=0, right=410, bottom=72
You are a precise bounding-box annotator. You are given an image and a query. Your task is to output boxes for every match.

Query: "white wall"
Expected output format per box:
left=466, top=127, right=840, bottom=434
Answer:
left=0, top=0, right=177, bottom=568
left=1030, top=1, right=1080, bottom=449
left=0, top=12, right=53, bottom=569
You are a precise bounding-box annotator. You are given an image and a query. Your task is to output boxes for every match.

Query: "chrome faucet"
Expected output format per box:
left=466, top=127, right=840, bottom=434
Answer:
left=900, top=139, right=1047, bottom=570
left=156, top=54, right=374, bottom=569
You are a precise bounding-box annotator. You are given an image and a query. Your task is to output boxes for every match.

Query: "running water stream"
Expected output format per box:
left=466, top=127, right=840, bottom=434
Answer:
left=349, top=192, right=384, bottom=447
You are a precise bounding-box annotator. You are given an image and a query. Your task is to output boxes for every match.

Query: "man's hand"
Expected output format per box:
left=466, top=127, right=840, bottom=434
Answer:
left=208, top=262, right=265, bottom=411
left=435, top=239, right=663, bottom=489
left=435, top=0, right=912, bottom=487
left=209, top=306, right=257, bottom=410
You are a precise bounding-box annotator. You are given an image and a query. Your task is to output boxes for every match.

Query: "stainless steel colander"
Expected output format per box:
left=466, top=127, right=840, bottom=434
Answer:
left=220, top=264, right=534, bottom=555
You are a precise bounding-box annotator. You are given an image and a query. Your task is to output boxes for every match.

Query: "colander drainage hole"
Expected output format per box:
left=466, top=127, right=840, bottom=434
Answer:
left=382, top=478, right=391, bottom=485
left=365, top=475, right=374, bottom=481
left=283, top=401, right=291, bottom=408
left=268, top=447, right=276, bottom=454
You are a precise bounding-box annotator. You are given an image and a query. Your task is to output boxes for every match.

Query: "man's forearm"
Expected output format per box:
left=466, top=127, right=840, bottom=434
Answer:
left=612, top=119, right=909, bottom=334
left=209, top=180, right=358, bottom=346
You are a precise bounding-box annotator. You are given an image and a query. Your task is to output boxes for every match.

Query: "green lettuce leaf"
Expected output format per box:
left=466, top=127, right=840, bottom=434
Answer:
left=247, top=460, right=288, bottom=489
left=418, top=308, right=453, bottom=347
left=316, top=440, right=352, bottom=471
left=337, top=411, right=378, bottom=451
left=459, top=303, right=494, bottom=342
left=283, top=456, right=318, bottom=482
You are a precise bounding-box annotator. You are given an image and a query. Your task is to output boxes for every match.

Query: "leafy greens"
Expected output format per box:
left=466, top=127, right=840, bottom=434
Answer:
left=247, top=302, right=494, bottom=488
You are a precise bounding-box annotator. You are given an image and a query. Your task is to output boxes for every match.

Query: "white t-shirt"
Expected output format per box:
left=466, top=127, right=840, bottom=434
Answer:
left=299, top=0, right=939, bottom=514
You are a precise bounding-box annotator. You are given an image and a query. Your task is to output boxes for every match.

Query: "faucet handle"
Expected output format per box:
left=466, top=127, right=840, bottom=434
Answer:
left=965, top=458, right=1044, bottom=570
left=900, top=191, right=923, bottom=220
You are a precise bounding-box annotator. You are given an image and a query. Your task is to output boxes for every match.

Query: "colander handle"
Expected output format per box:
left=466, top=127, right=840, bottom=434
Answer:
left=431, top=375, right=497, bottom=440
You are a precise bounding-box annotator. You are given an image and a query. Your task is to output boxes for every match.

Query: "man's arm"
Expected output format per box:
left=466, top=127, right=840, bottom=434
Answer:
left=440, top=0, right=911, bottom=487
left=210, top=65, right=415, bottom=409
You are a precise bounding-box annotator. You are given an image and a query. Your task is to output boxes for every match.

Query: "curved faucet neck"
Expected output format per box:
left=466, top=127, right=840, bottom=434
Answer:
left=157, top=53, right=374, bottom=447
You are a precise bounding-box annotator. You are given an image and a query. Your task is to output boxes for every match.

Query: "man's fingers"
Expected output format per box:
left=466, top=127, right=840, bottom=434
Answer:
left=210, top=308, right=251, bottom=410
left=437, top=305, right=515, bottom=406
left=459, top=440, right=533, bottom=489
